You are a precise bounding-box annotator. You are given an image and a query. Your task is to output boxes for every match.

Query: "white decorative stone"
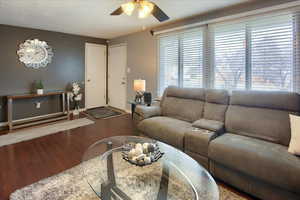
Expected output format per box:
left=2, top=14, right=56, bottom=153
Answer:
left=131, top=156, right=138, bottom=162
left=136, top=154, right=145, bottom=161
left=135, top=148, right=143, bottom=156
left=135, top=143, right=142, bottom=149
left=143, top=143, right=149, bottom=149
left=143, top=147, right=148, bottom=154
left=128, top=149, right=135, bottom=159
left=144, top=156, right=151, bottom=164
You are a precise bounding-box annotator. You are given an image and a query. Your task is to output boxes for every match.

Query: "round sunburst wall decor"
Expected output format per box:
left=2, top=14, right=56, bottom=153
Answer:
left=17, top=39, right=54, bottom=69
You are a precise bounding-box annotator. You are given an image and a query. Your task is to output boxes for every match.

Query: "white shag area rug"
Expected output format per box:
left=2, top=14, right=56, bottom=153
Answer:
left=10, top=153, right=249, bottom=200
left=0, top=118, right=94, bottom=147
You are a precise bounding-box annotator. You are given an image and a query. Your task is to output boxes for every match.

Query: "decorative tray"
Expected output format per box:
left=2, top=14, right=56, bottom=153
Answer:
left=122, top=142, right=164, bottom=167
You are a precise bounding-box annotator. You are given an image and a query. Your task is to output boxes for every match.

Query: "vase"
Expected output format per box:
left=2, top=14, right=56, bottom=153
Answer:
left=37, top=89, right=44, bottom=95
left=73, top=101, right=80, bottom=115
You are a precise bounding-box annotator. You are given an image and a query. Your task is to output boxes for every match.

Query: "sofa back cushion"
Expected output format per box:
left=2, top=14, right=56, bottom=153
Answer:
left=161, top=86, right=205, bottom=122
left=203, top=89, right=229, bottom=122
left=226, top=90, right=300, bottom=146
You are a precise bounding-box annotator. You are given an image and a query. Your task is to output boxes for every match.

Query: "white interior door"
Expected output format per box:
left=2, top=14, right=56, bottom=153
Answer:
left=85, top=43, right=106, bottom=109
left=108, top=44, right=127, bottom=110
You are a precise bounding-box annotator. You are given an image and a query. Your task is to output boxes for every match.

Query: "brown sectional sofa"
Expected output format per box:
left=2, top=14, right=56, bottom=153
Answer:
left=135, top=86, right=300, bottom=200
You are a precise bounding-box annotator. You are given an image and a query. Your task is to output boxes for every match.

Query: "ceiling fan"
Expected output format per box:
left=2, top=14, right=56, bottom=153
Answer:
left=110, top=0, right=170, bottom=22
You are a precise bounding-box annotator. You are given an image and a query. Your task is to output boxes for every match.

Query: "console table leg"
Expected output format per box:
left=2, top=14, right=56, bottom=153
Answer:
left=67, top=93, right=70, bottom=120
left=7, top=98, right=13, bottom=132
left=62, top=93, right=66, bottom=114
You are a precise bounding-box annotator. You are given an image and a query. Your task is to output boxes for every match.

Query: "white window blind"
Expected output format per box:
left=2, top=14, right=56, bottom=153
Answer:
left=213, top=24, right=246, bottom=90
left=250, top=15, right=293, bottom=91
left=158, top=9, right=300, bottom=94
left=210, top=14, right=295, bottom=92
left=158, top=29, right=203, bottom=95
left=182, top=31, right=203, bottom=88
left=159, top=35, right=179, bottom=95
left=294, top=12, right=300, bottom=93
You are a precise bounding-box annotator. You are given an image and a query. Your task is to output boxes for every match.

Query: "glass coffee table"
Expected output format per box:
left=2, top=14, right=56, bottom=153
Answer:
left=82, top=136, right=219, bottom=200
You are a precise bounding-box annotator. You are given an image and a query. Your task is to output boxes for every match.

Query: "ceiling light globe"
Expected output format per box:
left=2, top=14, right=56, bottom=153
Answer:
left=138, top=1, right=154, bottom=19
left=121, top=2, right=136, bottom=16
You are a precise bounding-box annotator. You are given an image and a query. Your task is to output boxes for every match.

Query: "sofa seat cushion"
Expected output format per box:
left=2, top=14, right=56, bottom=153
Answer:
left=138, top=116, right=192, bottom=149
left=192, top=119, right=224, bottom=132
left=209, top=134, right=300, bottom=193
left=185, top=128, right=217, bottom=157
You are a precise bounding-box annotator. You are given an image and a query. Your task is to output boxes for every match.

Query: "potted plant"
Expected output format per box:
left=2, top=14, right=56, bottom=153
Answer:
left=69, top=82, right=82, bottom=115
left=35, top=80, right=44, bottom=95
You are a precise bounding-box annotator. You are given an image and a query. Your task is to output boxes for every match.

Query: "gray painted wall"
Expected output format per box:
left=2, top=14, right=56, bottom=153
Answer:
left=153, top=0, right=300, bottom=32
left=110, top=0, right=299, bottom=110
left=0, top=24, right=106, bottom=123
left=109, top=31, right=157, bottom=110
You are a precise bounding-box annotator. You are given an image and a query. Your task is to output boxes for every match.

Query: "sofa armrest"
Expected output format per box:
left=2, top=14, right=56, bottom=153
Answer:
left=192, top=119, right=224, bottom=133
left=135, top=105, right=161, bottom=119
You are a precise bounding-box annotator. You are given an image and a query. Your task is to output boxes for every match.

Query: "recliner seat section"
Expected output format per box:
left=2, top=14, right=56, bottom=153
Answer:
left=138, top=116, right=192, bottom=149
left=135, top=86, right=300, bottom=200
left=184, top=89, right=229, bottom=169
left=209, top=90, right=300, bottom=200
left=137, top=86, right=206, bottom=149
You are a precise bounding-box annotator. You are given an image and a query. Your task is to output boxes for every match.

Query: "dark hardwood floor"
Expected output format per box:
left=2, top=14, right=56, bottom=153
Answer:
left=0, top=114, right=133, bottom=200
left=0, top=114, right=254, bottom=200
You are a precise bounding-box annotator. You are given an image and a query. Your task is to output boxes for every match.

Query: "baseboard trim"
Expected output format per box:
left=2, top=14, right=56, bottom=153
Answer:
left=0, top=112, right=66, bottom=127
left=0, top=108, right=87, bottom=128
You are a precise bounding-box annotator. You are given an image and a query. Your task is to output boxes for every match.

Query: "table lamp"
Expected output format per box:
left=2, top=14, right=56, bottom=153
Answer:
left=134, top=79, right=146, bottom=103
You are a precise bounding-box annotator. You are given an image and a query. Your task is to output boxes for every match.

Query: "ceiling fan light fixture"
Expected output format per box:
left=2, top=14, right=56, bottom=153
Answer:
left=138, top=0, right=154, bottom=19
left=121, top=1, right=136, bottom=16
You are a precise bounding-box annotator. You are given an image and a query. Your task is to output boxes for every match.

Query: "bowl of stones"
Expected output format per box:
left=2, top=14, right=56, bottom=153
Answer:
left=122, top=142, right=164, bottom=167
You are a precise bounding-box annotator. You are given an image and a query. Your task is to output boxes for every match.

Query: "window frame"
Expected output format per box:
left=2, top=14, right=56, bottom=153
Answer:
left=157, top=11, right=299, bottom=95
left=157, top=28, right=205, bottom=96
left=210, top=14, right=294, bottom=91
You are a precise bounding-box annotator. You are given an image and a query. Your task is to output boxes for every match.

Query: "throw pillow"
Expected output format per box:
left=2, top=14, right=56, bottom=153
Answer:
left=288, top=114, right=300, bottom=155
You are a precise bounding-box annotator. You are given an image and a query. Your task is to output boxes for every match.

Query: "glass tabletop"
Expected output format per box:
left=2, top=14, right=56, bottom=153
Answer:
left=82, top=136, right=219, bottom=200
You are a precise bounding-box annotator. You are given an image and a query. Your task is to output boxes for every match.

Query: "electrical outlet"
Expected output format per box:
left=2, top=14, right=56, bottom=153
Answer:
left=36, top=102, right=41, bottom=109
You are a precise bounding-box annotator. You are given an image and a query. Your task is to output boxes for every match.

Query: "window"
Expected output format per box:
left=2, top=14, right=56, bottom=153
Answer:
left=182, top=31, right=204, bottom=88
left=211, top=15, right=294, bottom=91
left=214, top=25, right=246, bottom=90
left=159, top=35, right=179, bottom=95
left=158, top=12, right=300, bottom=94
left=158, top=29, right=203, bottom=95
left=250, top=17, right=293, bottom=91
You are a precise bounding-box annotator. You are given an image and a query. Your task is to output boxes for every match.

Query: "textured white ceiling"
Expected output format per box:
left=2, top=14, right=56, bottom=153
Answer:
left=0, top=0, right=250, bottom=39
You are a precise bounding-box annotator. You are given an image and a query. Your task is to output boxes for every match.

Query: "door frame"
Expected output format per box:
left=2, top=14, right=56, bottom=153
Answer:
left=108, top=43, right=128, bottom=111
left=85, top=43, right=107, bottom=109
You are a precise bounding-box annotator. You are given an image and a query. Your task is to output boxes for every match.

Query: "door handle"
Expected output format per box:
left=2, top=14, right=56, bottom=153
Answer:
left=87, top=79, right=91, bottom=82
left=121, top=82, right=126, bottom=85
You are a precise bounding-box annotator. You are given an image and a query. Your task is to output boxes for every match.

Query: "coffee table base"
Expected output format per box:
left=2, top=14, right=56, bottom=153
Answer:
left=101, top=142, right=169, bottom=200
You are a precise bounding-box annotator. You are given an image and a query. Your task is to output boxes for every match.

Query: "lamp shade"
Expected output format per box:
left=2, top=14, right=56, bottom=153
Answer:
left=134, top=79, right=146, bottom=92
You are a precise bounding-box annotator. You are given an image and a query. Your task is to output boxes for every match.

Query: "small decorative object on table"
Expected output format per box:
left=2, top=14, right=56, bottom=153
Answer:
left=143, top=92, right=152, bottom=106
left=35, top=80, right=44, bottom=95
left=133, top=79, right=146, bottom=104
left=122, top=142, right=164, bottom=166
left=69, top=82, right=82, bottom=115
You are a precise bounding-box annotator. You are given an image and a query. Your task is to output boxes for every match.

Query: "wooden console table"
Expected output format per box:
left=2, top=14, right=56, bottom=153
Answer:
left=7, top=91, right=70, bottom=132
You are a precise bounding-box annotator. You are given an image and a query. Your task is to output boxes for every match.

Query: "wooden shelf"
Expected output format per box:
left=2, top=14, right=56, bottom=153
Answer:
left=7, top=91, right=70, bottom=132
left=7, top=91, right=66, bottom=100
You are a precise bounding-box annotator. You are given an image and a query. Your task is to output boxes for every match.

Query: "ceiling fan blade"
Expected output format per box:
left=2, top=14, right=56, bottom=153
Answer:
left=151, top=3, right=169, bottom=22
left=110, top=7, right=123, bottom=15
